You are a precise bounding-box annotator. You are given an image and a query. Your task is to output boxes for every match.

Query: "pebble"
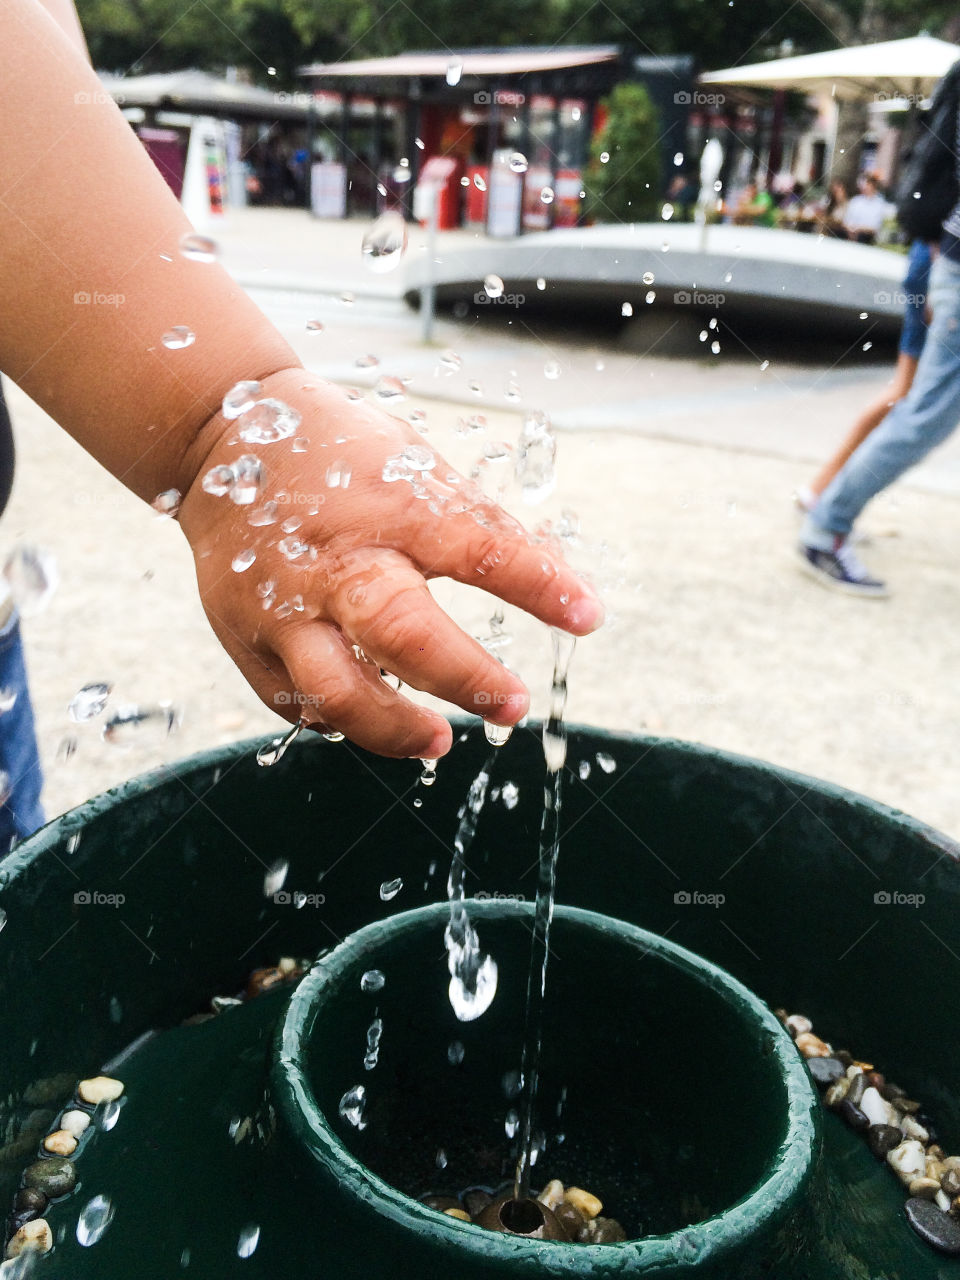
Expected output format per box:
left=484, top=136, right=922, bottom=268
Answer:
left=60, top=1109, right=91, bottom=1138
left=785, top=1014, right=812, bottom=1038
left=887, top=1139, right=926, bottom=1184
left=844, top=1072, right=866, bottom=1107
left=581, top=1216, right=627, bottom=1244
left=795, top=1032, right=832, bottom=1058
left=942, top=1169, right=960, bottom=1197
left=564, top=1187, right=603, bottom=1220
left=838, top=1099, right=870, bottom=1131
left=537, top=1179, right=564, bottom=1211
left=5, top=1218, right=52, bottom=1258
left=554, top=1201, right=585, bottom=1241
left=246, top=967, right=285, bottom=998
left=943, top=1156, right=960, bottom=1173
left=462, top=1188, right=493, bottom=1217
left=422, top=1195, right=461, bottom=1212
left=443, top=1208, right=471, bottom=1221
left=825, top=1078, right=849, bottom=1107
left=909, top=1177, right=942, bottom=1201
left=860, top=1086, right=895, bottom=1127
left=901, top=1115, right=930, bottom=1143
left=905, top=1196, right=960, bottom=1255
left=867, top=1124, right=904, bottom=1159
left=13, top=1189, right=47, bottom=1215
left=807, top=1057, right=845, bottom=1087
left=22, top=1157, right=76, bottom=1197
left=77, top=1076, right=124, bottom=1106
left=42, top=1129, right=77, bottom=1156
left=937, top=1190, right=953, bottom=1213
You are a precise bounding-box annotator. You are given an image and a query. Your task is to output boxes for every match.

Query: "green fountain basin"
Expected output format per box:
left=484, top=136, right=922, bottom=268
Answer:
left=0, top=723, right=957, bottom=1277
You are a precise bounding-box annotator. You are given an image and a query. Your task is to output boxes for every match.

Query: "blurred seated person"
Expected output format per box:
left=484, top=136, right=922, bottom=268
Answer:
left=664, top=172, right=699, bottom=221
left=731, top=179, right=776, bottom=227
left=815, top=179, right=849, bottom=237
left=842, top=173, right=890, bottom=245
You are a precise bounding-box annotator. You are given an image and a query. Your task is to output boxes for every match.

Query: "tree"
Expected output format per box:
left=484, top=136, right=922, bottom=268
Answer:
left=583, top=82, right=661, bottom=223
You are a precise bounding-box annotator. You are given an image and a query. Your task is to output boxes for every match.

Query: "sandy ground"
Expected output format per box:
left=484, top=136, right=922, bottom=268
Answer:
left=3, top=210, right=959, bottom=839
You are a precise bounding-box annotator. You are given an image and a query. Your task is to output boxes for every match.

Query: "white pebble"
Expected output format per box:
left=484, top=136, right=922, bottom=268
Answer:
left=78, top=1075, right=124, bottom=1105
left=901, top=1115, right=930, bottom=1143
left=537, top=1179, right=564, bottom=1210
left=5, top=1219, right=52, bottom=1258
left=785, top=1014, right=812, bottom=1037
left=860, top=1086, right=896, bottom=1128
left=60, top=1109, right=91, bottom=1137
left=887, top=1138, right=926, bottom=1183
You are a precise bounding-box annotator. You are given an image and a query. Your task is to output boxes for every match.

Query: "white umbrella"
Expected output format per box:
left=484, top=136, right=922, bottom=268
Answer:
left=700, top=34, right=959, bottom=101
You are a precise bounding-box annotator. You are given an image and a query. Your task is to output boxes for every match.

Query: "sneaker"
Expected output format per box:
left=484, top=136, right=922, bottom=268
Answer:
left=793, top=484, right=817, bottom=514
left=797, top=537, right=888, bottom=598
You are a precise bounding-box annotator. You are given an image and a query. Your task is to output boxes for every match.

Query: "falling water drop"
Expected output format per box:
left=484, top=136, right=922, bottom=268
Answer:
left=483, top=274, right=504, bottom=299
left=361, top=211, right=408, bottom=273
left=179, top=232, right=218, bottom=263
left=339, top=1085, right=367, bottom=1128
left=238, top=399, right=301, bottom=445
left=380, top=877, right=403, bottom=901
left=595, top=752, right=617, bottom=774
left=69, top=682, right=111, bottom=723
left=364, top=1017, right=384, bottom=1070
left=76, top=1194, right=115, bottom=1246
left=360, top=969, right=385, bottom=993
left=621, top=301, right=633, bottom=317
left=543, top=359, right=561, bottom=380
left=305, top=319, right=324, bottom=333
left=642, top=271, right=655, bottom=285
left=162, top=326, right=195, bottom=350
left=501, top=781, right=519, bottom=809
left=419, top=758, right=438, bottom=786
left=237, top=1224, right=260, bottom=1259
left=263, top=860, right=288, bottom=897
left=540, top=186, right=554, bottom=205
left=445, top=59, right=463, bottom=86
left=256, top=718, right=305, bottom=767
left=508, top=152, right=528, bottom=173
left=483, top=721, right=513, bottom=747
left=505, top=1109, right=519, bottom=1138
left=448, top=1040, right=465, bottom=1065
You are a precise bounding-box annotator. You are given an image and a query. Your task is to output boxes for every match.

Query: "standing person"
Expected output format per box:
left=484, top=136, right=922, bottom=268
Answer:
left=797, top=62, right=960, bottom=597
left=794, top=238, right=932, bottom=513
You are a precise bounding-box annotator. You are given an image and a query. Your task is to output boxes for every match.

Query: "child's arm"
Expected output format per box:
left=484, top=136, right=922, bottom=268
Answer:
left=0, top=0, right=602, bottom=759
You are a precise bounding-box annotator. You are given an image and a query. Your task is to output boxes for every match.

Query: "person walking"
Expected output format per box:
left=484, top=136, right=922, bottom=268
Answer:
left=797, top=64, right=960, bottom=597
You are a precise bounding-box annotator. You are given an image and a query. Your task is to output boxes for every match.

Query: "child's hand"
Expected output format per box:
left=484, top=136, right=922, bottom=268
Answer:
left=179, top=369, right=602, bottom=759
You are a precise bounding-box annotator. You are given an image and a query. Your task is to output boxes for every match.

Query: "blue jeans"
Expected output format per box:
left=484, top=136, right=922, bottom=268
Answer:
left=811, top=252, right=960, bottom=536
left=0, top=609, right=44, bottom=848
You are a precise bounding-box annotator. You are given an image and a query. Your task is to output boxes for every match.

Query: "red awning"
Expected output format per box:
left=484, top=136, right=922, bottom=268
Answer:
left=300, top=48, right=619, bottom=79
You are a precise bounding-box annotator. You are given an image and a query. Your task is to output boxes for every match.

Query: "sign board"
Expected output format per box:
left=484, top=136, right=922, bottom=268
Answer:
left=311, top=162, right=347, bottom=218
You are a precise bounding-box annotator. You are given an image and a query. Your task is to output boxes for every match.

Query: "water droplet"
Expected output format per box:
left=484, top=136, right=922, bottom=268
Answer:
left=248, top=500, right=278, bottom=527
left=415, top=137, right=425, bottom=149
left=599, top=151, right=610, bottom=163
left=361, top=211, right=408, bottom=273
left=642, top=271, right=655, bottom=285
left=374, top=375, right=405, bottom=402
left=152, top=488, right=181, bottom=518
left=95, top=1096, right=124, bottom=1130
left=361, top=969, right=385, bottom=992
left=280, top=516, right=301, bottom=534
left=291, top=436, right=309, bottom=455
left=540, top=186, right=554, bottom=204
left=483, top=274, right=504, bottom=300
left=439, top=349, right=462, bottom=374
left=723, top=271, right=733, bottom=284
left=711, top=340, right=721, bottom=355
left=102, top=704, right=180, bottom=748
left=237, top=1223, right=260, bottom=1259
left=760, top=359, right=770, bottom=371
left=339, top=1084, right=367, bottom=1128
left=179, top=232, right=218, bottom=263
left=325, top=460, right=351, bottom=489
left=699, top=329, right=708, bottom=342
left=305, top=319, right=324, bottom=333
left=447, top=1040, right=465, bottom=1065
left=543, top=359, right=561, bottom=380
left=859, top=311, right=868, bottom=320
left=473, top=173, right=487, bottom=192
left=645, top=290, right=656, bottom=304
left=202, top=464, right=235, bottom=497
left=595, top=752, right=617, bottom=774
left=263, top=860, right=288, bottom=897
left=713, top=179, right=722, bottom=192
left=505, top=1108, right=519, bottom=1138
left=231, top=548, right=256, bottom=573
left=621, top=301, right=633, bottom=317
left=77, top=1193, right=115, bottom=1246
left=578, top=759, right=591, bottom=780
left=355, top=353, right=379, bottom=370
left=4, top=545, right=58, bottom=616
left=223, top=381, right=263, bottom=419
left=380, top=876, right=403, bottom=901
left=364, top=1017, right=383, bottom=1070
left=237, top=398, right=301, bottom=445
left=66, top=831, right=81, bottom=854
left=862, top=341, right=873, bottom=352
left=515, top=409, right=556, bottom=504
left=69, top=682, right=111, bottom=722
left=278, top=536, right=317, bottom=564
left=419, top=758, right=437, bottom=786
left=501, top=781, right=519, bottom=809
left=508, top=152, right=528, bottom=174
left=404, top=444, right=436, bottom=472
left=340, top=292, right=355, bottom=306
left=445, top=59, right=463, bottom=86
left=436, top=1148, right=448, bottom=1169
left=56, top=735, right=78, bottom=763
left=484, top=721, right=513, bottom=747
left=0, top=687, right=16, bottom=714
left=162, top=325, right=195, bottom=350
left=229, top=455, right=263, bottom=505
left=661, top=202, right=675, bottom=221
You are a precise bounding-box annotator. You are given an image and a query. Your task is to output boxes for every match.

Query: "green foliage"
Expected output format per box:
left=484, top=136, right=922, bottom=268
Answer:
left=583, top=82, right=661, bottom=223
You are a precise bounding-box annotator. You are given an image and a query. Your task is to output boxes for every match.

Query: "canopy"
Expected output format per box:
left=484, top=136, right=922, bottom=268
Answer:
left=700, top=34, right=960, bottom=101
left=99, top=69, right=311, bottom=122
left=300, top=46, right=619, bottom=80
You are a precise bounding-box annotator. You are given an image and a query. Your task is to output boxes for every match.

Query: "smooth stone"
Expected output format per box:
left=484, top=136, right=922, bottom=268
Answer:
left=421, top=1195, right=460, bottom=1213
left=882, top=1079, right=907, bottom=1101
left=867, top=1124, right=904, bottom=1159
left=937, top=1190, right=953, bottom=1213
left=909, top=1177, right=942, bottom=1201
left=537, top=1179, right=564, bottom=1211
left=60, top=1109, right=91, bottom=1138
left=6, top=1211, right=36, bottom=1238
left=866, top=1071, right=886, bottom=1093
left=554, top=1201, right=586, bottom=1242
left=943, top=1156, right=960, bottom=1173
left=564, top=1187, right=603, bottom=1220
left=4, top=1218, right=52, bottom=1259
left=77, top=1076, right=124, bottom=1106
left=901, top=1115, right=930, bottom=1143
left=22, top=1158, right=76, bottom=1198
left=845, top=1072, right=866, bottom=1108
left=888, top=1139, right=926, bottom=1182
left=582, top=1216, right=628, bottom=1244
left=42, top=1129, right=77, bottom=1156
left=807, top=1057, right=845, bottom=1087
left=246, top=967, right=285, bottom=998
left=825, top=1078, right=850, bottom=1108
left=943, top=1170, right=960, bottom=1197
left=905, top=1196, right=960, bottom=1255
left=462, top=1188, right=493, bottom=1218
left=926, top=1159, right=945, bottom=1182
left=443, top=1208, right=471, bottom=1221
left=897, top=1098, right=921, bottom=1114
left=795, top=1032, right=832, bottom=1058
left=838, top=1099, right=870, bottom=1131
left=785, top=1014, right=813, bottom=1038
left=13, top=1189, right=46, bottom=1215
left=860, top=1086, right=895, bottom=1127
left=835, top=1050, right=854, bottom=1067
left=917, top=1112, right=940, bottom=1143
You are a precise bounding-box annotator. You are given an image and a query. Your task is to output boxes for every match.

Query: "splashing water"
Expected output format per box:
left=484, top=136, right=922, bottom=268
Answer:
left=364, top=1017, right=384, bottom=1070
left=69, top=682, right=111, bottom=723
left=263, top=860, right=288, bottom=897
left=222, top=381, right=262, bottom=419
left=237, top=1224, right=261, bottom=1259
left=339, top=1084, right=367, bottom=1128
left=256, top=718, right=305, bottom=768
left=361, top=212, right=408, bottom=273
left=162, top=326, right=195, bottom=350
left=102, top=704, right=180, bottom=748
left=152, top=489, right=181, bottom=518
left=360, top=969, right=385, bottom=993
left=501, top=781, right=519, bottom=809
left=238, top=399, right=301, bottom=445
left=513, top=630, right=575, bottom=1201
left=445, top=760, right=499, bottom=1021
left=515, top=411, right=556, bottom=505
left=76, top=1194, right=115, bottom=1246
left=379, top=877, right=403, bottom=902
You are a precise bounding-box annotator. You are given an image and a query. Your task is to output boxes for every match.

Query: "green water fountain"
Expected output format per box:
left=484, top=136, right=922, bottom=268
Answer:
left=0, top=724, right=957, bottom=1277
